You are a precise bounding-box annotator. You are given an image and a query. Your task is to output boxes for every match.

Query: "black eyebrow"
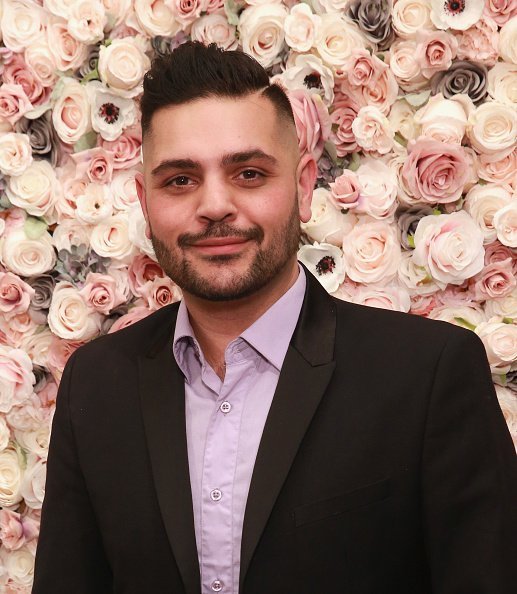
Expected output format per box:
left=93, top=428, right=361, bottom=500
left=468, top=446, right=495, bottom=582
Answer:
left=151, top=149, right=278, bottom=178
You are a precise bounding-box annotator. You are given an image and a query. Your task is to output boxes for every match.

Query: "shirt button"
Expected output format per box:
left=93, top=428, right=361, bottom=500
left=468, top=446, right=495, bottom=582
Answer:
left=210, top=489, right=222, bottom=502
left=211, top=579, right=223, bottom=592
left=220, top=401, right=232, bottom=414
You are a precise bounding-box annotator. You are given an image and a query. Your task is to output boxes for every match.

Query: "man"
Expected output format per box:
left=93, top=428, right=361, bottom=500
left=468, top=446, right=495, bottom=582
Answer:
left=33, top=42, right=517, bottom=594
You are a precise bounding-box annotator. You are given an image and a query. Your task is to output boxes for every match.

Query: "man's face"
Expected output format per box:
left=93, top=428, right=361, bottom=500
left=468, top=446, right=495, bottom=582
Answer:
left=136, top=93, right=315, bottom=302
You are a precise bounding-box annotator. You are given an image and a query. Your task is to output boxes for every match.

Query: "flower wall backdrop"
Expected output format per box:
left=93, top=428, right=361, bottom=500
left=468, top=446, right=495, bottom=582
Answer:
left=0, top=0, right=516, bottom=589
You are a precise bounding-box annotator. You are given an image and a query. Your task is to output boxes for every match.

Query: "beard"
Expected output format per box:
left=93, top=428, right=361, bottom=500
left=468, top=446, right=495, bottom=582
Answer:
left=150, top=198, right=301, bottom=302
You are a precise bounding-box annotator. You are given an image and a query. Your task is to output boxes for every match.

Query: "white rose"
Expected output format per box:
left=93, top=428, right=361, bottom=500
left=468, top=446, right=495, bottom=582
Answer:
left=0, top=346, right=35, bottom=414
left=48, top=281, right=101, bottom=341
left=413, top=211, right=485, bottom=286
left=311, top=0, right=349, bottom=13
left=75, top=183, right=114, bottom=225
left=127, top=206, right=155, bottom=257
left=467, top=101, right=517, bottom=155
left=111, top=170, right=140, bottom=211
left=349, top=282, right=411, bottom=313
left=24, top=41, right=58, bottom=87
left=133, top=0, right=179, bottom=37
left=98, top=36, right=151, bottom=97
left=20, top=455, right=46, bottom=509
left=19, top=329, right=53, bottom=369
left=44, top=0, right=75, bottom=19
left=238, top=4, right=288, bottom=68
left=191, top=14, right=238, bottom=50
left=1, top=0, right=46, bottom=52
left=297, top=242, right=346, bottom=293
left=0, top=132, right=32, bottom=176
left=398, top=251, right=442, bottom=296
left=103, top=0, right=132, bottom=30
left=68, top=0, right=106, bottom=43
left=15, top=424, right=51, bottom=458
left=90, top=213, right=134, bottom=261
left=485, top=288, right=517, bottom=320
left=0, top=545, right=35, bottom=588
left=476, top=320, right=517, bottom=374
left=464, top=184, right=513, bottom=244
left=342, top=218, right=401, bottom=284
left=388, top=99, right=420, bottom=141
left=315, top=14, right=366, bottom=70
left=414, top=92, right=473, bottom=144
left=0, top=446, right=24, bottom=507
left=487, top=62, right=517, bottom=107
left=47, top=17, right=89, bottom=72
left=429, top=304, right=487, bottom=328
left=387, top=39, right=428, bottom=92
left=278, top=53, right=335, bottom=106
left=499, top=16, right=517, bottom=64
left=493, top=203, right=517, bottom=248
left=52, top=77, right=91, bottom=145
left=1, top=228, right=56, bottom=277
left=0, top=417, right=10, bottom=452
left=301, top=187, right=352, bottom=246
left=352, top=105, right=395, bottom=155
left=6, top=160, right=60, bottom=219
left=52, top=219, right=91, bottom=252
left=392, top=0, right=433, bottom=39
left=355, top=158, right=398, bottom=221
left=284, top=4, right=320, bottom=53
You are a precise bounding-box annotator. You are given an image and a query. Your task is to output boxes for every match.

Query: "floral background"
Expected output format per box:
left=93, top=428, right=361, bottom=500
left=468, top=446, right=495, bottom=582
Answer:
left=0, top=0, right=516, bottom=589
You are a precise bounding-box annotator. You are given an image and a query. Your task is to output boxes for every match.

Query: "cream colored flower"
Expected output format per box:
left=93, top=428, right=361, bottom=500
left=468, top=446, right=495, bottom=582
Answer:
left=48, top=281, right=101, bottom=341
left=284, top=3, right=321, bottom=53
left=493, top=203, right=517, bottom=248
left=467, top=101, right=517, bottom=154
left=464, top=184, right=513, bottom=244
left=68, top=0, right=107, bottom=43
left=238, top=4, right=288, bottom=68
left=0, top=132, right=32, bottom=176
left=1, top=229, right=56, bottom=277
left=52, top=77, right=91, bottom=144
left=315, top=13, right=366, bottom=70
left=499, top=16, right=517, bottom=64
left=6, top=160, right=60, bottom=219
left=487, top=62, right=517, bottom=107
left=392, top=0, right=433, bottom=39
left=98, top=36, right=151, bottom=97
left=134, top=0, right=180, bottom=37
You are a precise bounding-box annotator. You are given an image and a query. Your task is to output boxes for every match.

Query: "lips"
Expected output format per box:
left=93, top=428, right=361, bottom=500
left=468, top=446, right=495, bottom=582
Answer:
left=189, top=236, right=250, bottom=256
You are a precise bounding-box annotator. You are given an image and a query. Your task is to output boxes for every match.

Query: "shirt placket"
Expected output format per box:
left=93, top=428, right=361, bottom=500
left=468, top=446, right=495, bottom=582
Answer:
left=200, top=342, right=254, bottom=594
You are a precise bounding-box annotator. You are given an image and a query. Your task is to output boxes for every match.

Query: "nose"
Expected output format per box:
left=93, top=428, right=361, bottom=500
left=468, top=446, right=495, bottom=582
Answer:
left=195, top=175, right=237, bottom=223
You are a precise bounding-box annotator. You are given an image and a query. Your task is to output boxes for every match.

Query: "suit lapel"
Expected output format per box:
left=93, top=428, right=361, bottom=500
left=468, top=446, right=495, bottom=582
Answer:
left=138, top=310, right=201, bottom=594
left=240, top=270, right=337, bottom=589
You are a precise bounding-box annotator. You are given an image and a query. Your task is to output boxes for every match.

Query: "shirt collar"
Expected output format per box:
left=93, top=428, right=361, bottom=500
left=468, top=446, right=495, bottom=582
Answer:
left=173, top=265, right=306, bottom=375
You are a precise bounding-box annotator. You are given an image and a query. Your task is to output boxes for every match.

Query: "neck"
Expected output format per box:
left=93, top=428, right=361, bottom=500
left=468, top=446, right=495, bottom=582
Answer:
left=183, top=260, right=300, bottom=378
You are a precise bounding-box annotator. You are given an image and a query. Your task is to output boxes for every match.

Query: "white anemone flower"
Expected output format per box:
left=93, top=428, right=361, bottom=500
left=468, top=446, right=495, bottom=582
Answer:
left=430, top=0, right=485, bottom=31
left=87, top=81, right=137, bottom=141
left=298, top=242, right=345, bottom=293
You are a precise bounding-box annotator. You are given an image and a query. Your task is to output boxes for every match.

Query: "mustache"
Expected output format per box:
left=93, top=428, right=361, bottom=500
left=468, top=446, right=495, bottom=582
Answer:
left=178, top=223, right=264, bottom=247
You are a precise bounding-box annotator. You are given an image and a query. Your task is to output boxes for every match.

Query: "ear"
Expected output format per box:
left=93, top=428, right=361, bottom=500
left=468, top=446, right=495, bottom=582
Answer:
left=135, top=171, right=151, bottom=240
left=296, top=152, right=317, bottom=223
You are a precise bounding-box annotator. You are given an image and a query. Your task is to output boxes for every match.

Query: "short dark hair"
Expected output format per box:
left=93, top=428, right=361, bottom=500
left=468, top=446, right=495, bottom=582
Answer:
left=140, top=41, right=295, bottom=137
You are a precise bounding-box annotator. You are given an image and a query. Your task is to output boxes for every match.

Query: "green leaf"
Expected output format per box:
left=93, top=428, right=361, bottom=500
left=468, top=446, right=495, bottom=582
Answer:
left=407, top=234, right=415, bottom=249
left=24, top=216, right=48, bottom=240
left=454, top=317, right=476, bottom=331
left=502, top=317, right=513, bottom=324
left=0, top=194, right=12, bottom=209
left=432, top=208, right=442, bottom=216
left=347, top=152, right=361, bottom=172
left=81, top=67, right=99, bottom=84
left=74, top=131, right=98, bottom=153
left=394, top=132, right=408, bottom=147
left=224, top=0, right=241, bottom=26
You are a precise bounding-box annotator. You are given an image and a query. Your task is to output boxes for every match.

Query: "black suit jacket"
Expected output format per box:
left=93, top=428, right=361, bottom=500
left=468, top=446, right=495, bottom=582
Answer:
left=33, top=269, right=517, bottom=594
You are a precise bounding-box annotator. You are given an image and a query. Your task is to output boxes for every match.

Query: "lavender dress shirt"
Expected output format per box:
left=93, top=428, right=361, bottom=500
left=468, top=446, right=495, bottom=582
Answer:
left=173, top=267, right=306, bottom=594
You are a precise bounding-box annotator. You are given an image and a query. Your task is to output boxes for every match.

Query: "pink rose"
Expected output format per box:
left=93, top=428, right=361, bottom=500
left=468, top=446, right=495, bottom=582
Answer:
left=0, top=84, right=33, bottom=125
left=0, top=312, right=38, bottom=349
left=472, top=259, right=517, bottom=300
left=477, top=148, right=516, bottom=185
left=108, top=305, right=153, bottom=333
left=46, top=337, right=85, bottom=383
left=79, top=272, right=127, bottom=315
left=128, top=254, right=165, bottom=297
left=138, top=277, right=182, bottom=311
left=35, top=378, right=57, bottom=409
left=2, top=55, right=50, bottom=108
left=415, top=30, right=458, bottom=79
left=0, top=346, right=35, bottom=414
left=71, top=147, right=114, bottom=184
left=0, top=273, right=35, bottom=320
left=402, top=138, right=472, bottom=204
left=289, top=88, right=331, bottom=160
left=329, top=170, right=361, bottom=210
left=484, top=0, right=517, bottom=26
left=456, top=17, right=499, bottom=67
left=0, top=510, right=39, bottom=551
left=410, top=294, right=439, bottom=317
left=99, top=125, right=142, bottom=169
left=329, top=92, right=360, bottom=157
left=484, top=241, right=517, bottom=275
left=167, top=0, right=208, bottom=27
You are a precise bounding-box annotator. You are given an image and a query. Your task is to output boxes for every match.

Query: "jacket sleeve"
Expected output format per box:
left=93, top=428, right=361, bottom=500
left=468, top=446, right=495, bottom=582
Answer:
left=421, top=328, right=517, bottom=593
left=32, top=353, right=113, bottom=594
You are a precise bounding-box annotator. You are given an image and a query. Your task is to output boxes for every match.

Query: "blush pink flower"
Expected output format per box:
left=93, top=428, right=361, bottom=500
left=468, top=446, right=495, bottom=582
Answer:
left=329, top=92, right=360, bottom=157
left=402, top=138, right=472, bottom=204
left=138, top=277, right=182, bottom=311
left=128, top=254, right=166, bottom=297
left=108, top=305, right=153, bottom=333
left=79, top=272, right=127, bottom=315
left=71, top=147, right=115, bottom=184
left=483, top=0, right=517, bottom=26
left=329, top=170, right=361, bottom=210
left=2, top=55, right=51, bottom=108
left=99, top=125, right=142, bottom=169
left=0, top=84, right=33, bottom=125
left=0, top=273, right=35, bottom=320
left=289, top=88, right=331, bottom=160
left=456, top=17, right=500, bottom=67
left=46, top=337, right=85, bottom=383
left=0, top=510, right=39, bottom=551
left=472, top=259, right=517, bottom=300
left=416, top=30, right=458, bottom=79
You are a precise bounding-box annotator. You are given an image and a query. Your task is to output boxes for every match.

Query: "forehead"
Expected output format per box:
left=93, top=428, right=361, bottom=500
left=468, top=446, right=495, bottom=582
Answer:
left=144, top=94, right=293, bottom=167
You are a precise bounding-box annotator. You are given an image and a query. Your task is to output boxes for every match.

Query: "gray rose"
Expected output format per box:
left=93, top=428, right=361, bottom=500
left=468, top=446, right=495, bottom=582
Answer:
left=397, top=207, right=434, bottom=250
left=15, top=112, right=60, bottom=167
left=76, top=44, right=100, bottom=80
left=347, top=0, right=395, bottom=51
left=27, top=274, right=56, bottom=311
left=431, top=60, right=488, bottom=106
